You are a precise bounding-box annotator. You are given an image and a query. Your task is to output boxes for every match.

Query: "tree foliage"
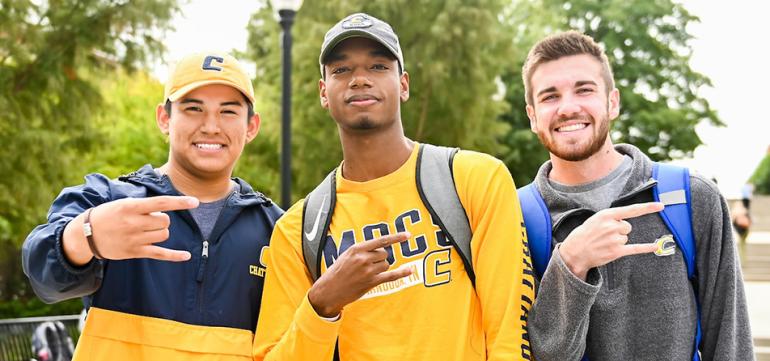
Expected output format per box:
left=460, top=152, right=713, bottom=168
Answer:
left=499, top=0, right=720, bottom=185
left=0, top=0, right=178, bottom=314
left=751, top=151, right=770, bottom=195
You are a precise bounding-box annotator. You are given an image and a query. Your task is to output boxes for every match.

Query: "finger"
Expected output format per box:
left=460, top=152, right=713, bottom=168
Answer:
left=618, top=220, right=632, bottom=235
left=369, top=247, right=389, bottom=262
left=604, top=202, right=664, bottom=221
left=142, top=229, right=171, bottom=244
left=137, top=245, right=191, bottom=262
left=619, top=243, right=659, bottom=257
left=359, top=232, right=411, bottom=252
left=373, top=264, right=413, bottom=285
left=141, top=212, right=171, bottom=231
left=615, top=234, right=629, bottom=245
left=132, top=196, right=200, bottom=214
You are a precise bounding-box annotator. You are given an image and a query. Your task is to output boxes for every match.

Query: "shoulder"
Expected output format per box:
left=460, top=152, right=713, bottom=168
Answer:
left=453, top=149, right=508, bottom=175
left=273, top=200, right=305, bottom=244
left=688, top=171, right=723, bottom=208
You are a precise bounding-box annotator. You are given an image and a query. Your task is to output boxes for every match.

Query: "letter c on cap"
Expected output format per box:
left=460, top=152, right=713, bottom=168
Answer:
left=202, top=56, right=224, bottom=71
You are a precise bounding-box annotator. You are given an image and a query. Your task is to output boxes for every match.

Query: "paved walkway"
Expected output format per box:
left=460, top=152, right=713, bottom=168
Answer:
left=742, top=231, right=770, bottom=360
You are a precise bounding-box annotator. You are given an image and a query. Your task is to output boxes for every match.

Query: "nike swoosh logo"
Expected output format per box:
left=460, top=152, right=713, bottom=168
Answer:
left=304, top=195, right=328, bottom=242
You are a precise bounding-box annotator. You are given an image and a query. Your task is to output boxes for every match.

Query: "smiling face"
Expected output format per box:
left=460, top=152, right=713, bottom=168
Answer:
left=157, top=83, right=260, bottom=180
left=319, top=37, right=409, bottom=133
left=526, top=54, right=620, bottom=162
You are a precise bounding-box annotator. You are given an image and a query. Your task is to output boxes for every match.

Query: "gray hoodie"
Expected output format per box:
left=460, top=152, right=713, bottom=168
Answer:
left=528, top=144, right=754, bottom=361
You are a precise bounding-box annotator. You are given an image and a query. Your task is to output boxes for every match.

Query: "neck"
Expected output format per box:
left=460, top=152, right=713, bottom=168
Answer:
left=338, top=121, right=414, bottom=182
left=158, top=162, right=234, bottom=202
left=548, top=142, right=624, bottom=185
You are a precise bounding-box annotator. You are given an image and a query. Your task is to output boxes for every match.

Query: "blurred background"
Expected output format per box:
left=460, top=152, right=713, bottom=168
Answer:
left=1, top=0, right=769, bottom=358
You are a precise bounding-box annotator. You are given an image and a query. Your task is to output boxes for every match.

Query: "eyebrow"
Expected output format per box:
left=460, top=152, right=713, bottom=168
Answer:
left=535, top=80, right=599, bottom=98
left=179, top=98, right=243, bottom=107
left=575, top=80, right=598, bottom=87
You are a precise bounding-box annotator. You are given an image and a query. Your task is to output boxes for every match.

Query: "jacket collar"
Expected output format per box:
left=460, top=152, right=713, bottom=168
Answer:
left=118, top=164, right=272, bottom=208
left=533, top=143, right=656, bottom=222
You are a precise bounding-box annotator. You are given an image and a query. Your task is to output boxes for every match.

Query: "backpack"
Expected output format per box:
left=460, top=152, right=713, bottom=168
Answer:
left=301, top=144, right=476, bottom=286
left=517, top=162, right=702, bottom=361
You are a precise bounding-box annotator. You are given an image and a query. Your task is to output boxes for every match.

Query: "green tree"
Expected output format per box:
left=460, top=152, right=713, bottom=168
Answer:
left=499, top=0, right=721, bottom=186
left=0, top=0, right=178, bottom=315
left=750, top=151, right=770, bottom=195
left=243, top=0, right=514, bottom=201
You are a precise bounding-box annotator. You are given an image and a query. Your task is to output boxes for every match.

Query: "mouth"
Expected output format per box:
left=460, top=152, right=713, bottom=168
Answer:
left=555, top=123, right=589, bottom=132
left=193, top=142, right=226, bottom=151
left=346, top=94, right=379, bottom=107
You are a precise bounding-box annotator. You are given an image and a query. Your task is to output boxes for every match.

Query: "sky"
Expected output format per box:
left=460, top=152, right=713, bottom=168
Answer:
left=155, top=1, right=770, bottom=199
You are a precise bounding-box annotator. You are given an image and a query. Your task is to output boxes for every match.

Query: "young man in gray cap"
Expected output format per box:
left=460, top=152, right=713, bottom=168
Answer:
left=254, top=13, right=534, bottom=361
left=520, top=31, right=754, bottom=360
left=23, top=52, right=282, bottom=360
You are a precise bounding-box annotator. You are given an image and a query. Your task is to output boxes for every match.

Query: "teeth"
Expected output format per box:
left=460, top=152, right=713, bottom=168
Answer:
left=196, top=143, right=222, bottom=150
left=558, top=123, right=587, bottom=132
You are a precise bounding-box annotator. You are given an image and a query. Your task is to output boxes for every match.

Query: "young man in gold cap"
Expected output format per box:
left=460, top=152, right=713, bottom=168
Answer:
left=22, top=52, right=282, bottom=360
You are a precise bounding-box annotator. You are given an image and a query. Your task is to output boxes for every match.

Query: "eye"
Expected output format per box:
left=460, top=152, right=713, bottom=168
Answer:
left=372, top=63, right=389, bottom=70
left=540, top=94, right=558, bottom=103
left=577, top=87, right=594, bottom=94
left=331, top=66, right=350, bottom=75
left=185, top=106, right=203, bottom=112
left=221, top=109, right=238, bottom=115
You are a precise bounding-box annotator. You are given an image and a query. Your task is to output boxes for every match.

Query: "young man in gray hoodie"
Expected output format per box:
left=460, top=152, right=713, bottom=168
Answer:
left=521, top=31, right=754, bottom=360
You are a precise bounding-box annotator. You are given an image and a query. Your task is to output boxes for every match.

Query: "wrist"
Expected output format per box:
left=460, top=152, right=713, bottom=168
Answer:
left=558, top=243, right=588, bottom=280
left=62, top=212, right=96, bottom=266
left=308, top=284, right=341, bottom=318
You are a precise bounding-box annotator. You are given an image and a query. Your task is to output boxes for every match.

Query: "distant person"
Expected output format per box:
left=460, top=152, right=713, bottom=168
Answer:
left=732, top=183, right=754, bottom=241
left=518, top=31, right=754, bottom=360
left=22, top=52, right=282, bottom=360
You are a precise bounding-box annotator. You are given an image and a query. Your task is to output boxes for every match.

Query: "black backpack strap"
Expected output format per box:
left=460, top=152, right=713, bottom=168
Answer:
left=416, top=144, right=475, bottom=286
left=302, top=169, right=337, bottom=282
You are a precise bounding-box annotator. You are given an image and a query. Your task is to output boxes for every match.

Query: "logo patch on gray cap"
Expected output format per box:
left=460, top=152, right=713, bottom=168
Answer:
left=342, top=14, right=373, bottom=29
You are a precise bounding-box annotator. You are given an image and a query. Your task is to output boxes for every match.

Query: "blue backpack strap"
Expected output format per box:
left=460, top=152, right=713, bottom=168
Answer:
left=517, top=183, right=552, bottom=280
left=652, top=162, right=701, bottom=361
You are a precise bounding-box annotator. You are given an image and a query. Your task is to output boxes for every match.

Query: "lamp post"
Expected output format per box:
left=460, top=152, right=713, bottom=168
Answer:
left=271, top=0, right=302, bottom=209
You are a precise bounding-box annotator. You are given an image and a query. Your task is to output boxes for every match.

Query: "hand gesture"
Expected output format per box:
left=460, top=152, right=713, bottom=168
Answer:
left=308, top=232, right=413, bottom=318
left=63, top=196, right=199, bottom=265
left=559, top=202, right=664, bottom=280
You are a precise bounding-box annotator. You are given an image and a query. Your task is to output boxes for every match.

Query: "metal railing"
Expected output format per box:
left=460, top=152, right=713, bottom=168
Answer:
left=0, top=315, right=80, bottom=361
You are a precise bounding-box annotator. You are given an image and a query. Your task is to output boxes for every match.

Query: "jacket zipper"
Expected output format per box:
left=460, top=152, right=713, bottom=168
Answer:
left=606, top=179, right=657, bottom=290
left=194, top=190, right=237, bottom=320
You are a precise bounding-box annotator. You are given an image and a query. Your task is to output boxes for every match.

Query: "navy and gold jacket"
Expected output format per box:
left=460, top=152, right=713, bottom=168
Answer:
left=22, top=165, right=283, bottom=360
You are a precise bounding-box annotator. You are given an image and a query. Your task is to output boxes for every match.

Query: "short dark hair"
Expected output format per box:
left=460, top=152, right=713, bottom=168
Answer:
left=522, top=31, right=615, bottom=106
left=163, top=93, right=255, bottom=121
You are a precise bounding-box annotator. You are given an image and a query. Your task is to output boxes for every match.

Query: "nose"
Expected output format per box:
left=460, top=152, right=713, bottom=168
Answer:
left=556, top=95, right=581, bottom=118
left=348, top=68, right=372, bottom=89
left=200, top=111, right=221, bottom=134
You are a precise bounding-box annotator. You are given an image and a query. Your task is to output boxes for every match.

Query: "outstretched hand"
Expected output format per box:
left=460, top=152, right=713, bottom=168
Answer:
left=63, top=196, right=199, bottom=265
left=559, top=202, right=664, bottom=280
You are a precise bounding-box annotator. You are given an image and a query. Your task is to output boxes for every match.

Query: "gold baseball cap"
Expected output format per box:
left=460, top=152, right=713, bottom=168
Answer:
left=164, top=52, right=255, bottom=104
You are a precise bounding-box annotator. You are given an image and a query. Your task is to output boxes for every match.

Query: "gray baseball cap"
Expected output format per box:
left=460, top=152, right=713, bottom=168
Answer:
left=319, top=13, right=404, bottom=76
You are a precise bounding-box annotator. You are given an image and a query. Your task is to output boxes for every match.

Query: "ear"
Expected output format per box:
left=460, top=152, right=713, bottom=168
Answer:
left=156, top=103, right=170, bottom=135
left=608, top=88, right=620, bottom=120
left=399, top=71, right=410, bottom=102
left=319, top=78, right=329, bottom=109
left=245, top=112, right=261, bottom=143
left=526, top=104, right=538, bottom=133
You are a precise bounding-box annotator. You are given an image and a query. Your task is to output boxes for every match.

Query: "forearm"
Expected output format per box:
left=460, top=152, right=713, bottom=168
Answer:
left=22, top=219, right=102, bottom=303
left=254, top=294, right=339, bottom=361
